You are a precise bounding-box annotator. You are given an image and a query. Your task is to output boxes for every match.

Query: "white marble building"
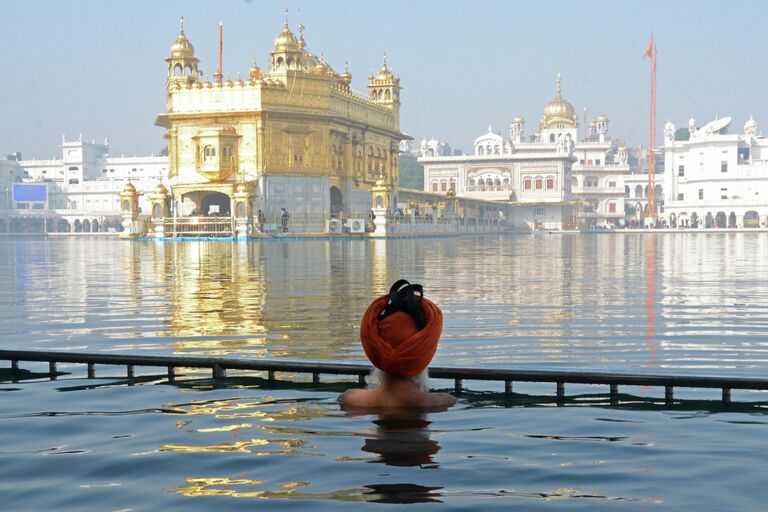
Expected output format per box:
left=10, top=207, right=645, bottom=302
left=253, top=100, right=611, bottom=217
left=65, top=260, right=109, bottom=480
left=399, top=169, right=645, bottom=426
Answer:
left=7, top=136, right=168, bottom=232
left=661, top=116, right=768, bottom=228
left=419, top=75, right=628, bottom=230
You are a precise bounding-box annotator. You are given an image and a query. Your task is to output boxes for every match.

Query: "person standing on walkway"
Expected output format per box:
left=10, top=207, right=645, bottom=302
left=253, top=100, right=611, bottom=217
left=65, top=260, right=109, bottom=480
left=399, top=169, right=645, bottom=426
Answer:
left=280, top=207, right=290, bottom=233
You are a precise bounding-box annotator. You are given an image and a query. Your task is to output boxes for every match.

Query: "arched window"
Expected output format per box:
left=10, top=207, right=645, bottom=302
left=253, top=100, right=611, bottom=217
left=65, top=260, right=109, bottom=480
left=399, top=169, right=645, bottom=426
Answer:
left=503, top=178, right=510, bottom=189
left=479, top=180, right=486, bottom=191
left=478, top=146, right=484, bottom=155
left=432, top=181, right=438, bottom=192
left=441, top=180, right=447, bottom=192
left=635, top=185, right=643, bottom=198
left=203, top=145, right=216, bottom=161
left=523, top=177, right=532, bottom=190
left=276, top=57, right=284, bottom=68
left=625, top=185, right=630, bottom=197
left=468, top=179, right=476, bottom=191
left=449, top=179, right=456, bottom=191
left=174, top=64, right=182, bottom=76
left=535, top=177, right=543, bottom=190
left=494, top=145, right=500, bottom=155
left=549, top=134, right=555, bottom=143
left=384, top=90, right=391, bottom=101
left=185, top=66, right=192, bottom=77
left=486, top=145, right=491, bottom=154
left=546, top=177, right=555, bottom=190
left=494, top=178, right=501, bottom=190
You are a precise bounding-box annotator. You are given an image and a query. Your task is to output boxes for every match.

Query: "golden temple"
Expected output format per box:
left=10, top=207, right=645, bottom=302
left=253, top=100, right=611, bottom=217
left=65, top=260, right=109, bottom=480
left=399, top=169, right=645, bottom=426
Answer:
left=151, top=11, right=408, bottom=236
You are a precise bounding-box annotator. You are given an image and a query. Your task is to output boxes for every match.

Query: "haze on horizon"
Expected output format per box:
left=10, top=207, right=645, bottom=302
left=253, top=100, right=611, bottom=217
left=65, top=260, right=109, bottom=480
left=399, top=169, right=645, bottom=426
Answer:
left=2, top=0, right=764, bottom=159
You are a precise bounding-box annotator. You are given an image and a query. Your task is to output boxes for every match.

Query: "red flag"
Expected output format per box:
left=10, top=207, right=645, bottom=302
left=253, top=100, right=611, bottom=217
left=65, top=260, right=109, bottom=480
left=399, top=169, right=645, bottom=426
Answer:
left=643, top=37, right=654, bottom=59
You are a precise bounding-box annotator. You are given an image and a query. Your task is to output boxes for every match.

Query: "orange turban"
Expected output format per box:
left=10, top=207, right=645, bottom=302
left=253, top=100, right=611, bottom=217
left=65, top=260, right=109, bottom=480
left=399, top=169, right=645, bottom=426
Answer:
left=360, top=294, right=443, bottom=377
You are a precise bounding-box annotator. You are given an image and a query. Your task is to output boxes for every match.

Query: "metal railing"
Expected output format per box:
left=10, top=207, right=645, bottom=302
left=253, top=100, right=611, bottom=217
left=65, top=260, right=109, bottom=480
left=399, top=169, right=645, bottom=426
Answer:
left=2, top=349, right=767, bottom=405
left=160, top=216, right=234, bottom=237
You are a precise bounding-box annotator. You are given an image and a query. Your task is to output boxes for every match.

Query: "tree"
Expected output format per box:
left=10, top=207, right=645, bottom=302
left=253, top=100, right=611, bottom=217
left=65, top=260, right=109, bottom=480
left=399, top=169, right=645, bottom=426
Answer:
left=674, top=128, right=690, bottom=141
left=398, top=154, right=424, bottom=190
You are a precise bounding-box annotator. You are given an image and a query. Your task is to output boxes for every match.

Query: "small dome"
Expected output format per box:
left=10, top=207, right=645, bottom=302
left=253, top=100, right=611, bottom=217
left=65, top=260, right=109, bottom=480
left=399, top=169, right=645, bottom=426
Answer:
left=596, top=113, right=608, bottom=122
left=154, top=183, right=168, bottom=196
left=248, top=59, right=262, bottom=81
left=341, top=62, right=352, bottom=84
left=374, top=54, right=394, bottom=81
left=169, top=18, right=195, bottom=59
left=236, top=181, right=248, bottom=193
left=511, top=115, right=525, bottom=124
left=122, top=181, right=136, bottom=194
left=274, top=12, right=300, bottom=52
left=744, top=116, right=758, bottom=133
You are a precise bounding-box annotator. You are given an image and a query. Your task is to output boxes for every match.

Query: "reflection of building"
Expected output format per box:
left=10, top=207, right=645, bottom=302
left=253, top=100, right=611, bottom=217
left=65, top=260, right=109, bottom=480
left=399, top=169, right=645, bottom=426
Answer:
left=419, top=75, right=626, bottom=230
left=624, top=147, right=664, bottom=224
left=154, top=13, right=408, bottom=235
left=660, top=116, right=768, bottom=228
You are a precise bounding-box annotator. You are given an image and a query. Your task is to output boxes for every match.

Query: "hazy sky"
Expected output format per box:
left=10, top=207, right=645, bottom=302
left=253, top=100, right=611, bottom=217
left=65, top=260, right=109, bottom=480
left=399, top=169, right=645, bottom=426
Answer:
left=2, top=0, right=765, bottom=159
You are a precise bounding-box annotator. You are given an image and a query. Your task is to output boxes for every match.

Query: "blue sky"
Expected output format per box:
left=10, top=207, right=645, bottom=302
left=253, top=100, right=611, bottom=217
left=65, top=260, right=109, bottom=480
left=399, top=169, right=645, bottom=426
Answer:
left=2, top=0, right=765, bottom=158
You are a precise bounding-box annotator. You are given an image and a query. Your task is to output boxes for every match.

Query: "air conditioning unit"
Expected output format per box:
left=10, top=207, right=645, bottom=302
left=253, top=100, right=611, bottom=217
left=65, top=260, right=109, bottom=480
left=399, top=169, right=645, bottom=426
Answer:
left=347, top=218, right=365, bottom=234
left=327, top=218, right=342, bottom=234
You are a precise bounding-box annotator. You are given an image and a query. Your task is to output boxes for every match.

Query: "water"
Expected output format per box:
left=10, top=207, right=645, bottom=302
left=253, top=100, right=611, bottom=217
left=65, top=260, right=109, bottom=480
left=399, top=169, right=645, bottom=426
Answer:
left=2, top=234, right=768, bottom=509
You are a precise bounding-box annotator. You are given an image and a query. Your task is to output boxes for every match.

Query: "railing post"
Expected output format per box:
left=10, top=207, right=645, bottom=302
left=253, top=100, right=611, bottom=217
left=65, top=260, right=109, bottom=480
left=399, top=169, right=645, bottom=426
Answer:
left=127, top=365, right=134, bottom=378
left=610, top=383, right=619, bottom=405
left=268, top=370, right=275, bottom=382
left=504, top=380, right=513, bottom=396
left=11, top=360, right=18, bottom=372
left=665, top=385, right=674, bottom=405
left=358, top=374, right=366, bottom=387
left=556, top=381, right=565, bottom=405
left=49, top=361, right=57, bottom=380
left=213, top=364, right=226, bottom=381
left=312, top=372, right=320, bottom=385
left=87, top=362, right=95, bottom=379
left=167, top=366, right=175, bottom=382
left=722, top=387, right=731, bottom=405
left=454, top=378, right=462, bottom=394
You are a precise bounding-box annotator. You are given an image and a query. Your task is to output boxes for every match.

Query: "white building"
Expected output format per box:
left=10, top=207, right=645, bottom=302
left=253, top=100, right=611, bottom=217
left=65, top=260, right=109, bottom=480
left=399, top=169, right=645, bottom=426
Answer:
left=661, top=116, right=768, bottom=228
left=419, top=75, right=628, bottom=230
left=571, top=115, right=630, bottom=228
left=3, top=136, right=168, bottom=232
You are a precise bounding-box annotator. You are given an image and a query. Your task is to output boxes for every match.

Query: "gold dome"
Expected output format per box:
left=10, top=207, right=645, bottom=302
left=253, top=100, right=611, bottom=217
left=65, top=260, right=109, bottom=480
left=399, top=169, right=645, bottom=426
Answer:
left=154, top=182, right=168, bottom=196
left=169, top=17, right=195, bottom=59
left=540, top=74, right=578, bottom=129
left=274, top=11, right=300, bottom=52
left=373, top=54, right=394, bottom=81
left=341, top=62, right=352, bottom=84
left=248, top=59, right=262, bottom=81
left=122, top=181, right=136, bottom=194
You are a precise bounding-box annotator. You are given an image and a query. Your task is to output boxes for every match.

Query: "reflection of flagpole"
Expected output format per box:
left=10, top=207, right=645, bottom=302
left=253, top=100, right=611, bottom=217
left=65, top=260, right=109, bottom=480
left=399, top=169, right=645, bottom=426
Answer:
left=644, top=235, right=657, bottom=366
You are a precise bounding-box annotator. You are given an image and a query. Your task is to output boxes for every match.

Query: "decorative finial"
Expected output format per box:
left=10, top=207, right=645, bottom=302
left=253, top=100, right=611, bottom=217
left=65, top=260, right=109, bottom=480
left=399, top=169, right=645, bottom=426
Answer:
left=298, top=23, right=304, bottom=37
left=284, top=8, right=289, bottom=28
left=382, top=52, right=388, bottom=70
left=344, top=61, right=349, bottom=72
left=319, top=51, right=325, bottom=61
left=488, top=125, right=493, bottom=132
left=180, top=15, right=184, bottom=34
left=556, top=73, right=562, bottom=96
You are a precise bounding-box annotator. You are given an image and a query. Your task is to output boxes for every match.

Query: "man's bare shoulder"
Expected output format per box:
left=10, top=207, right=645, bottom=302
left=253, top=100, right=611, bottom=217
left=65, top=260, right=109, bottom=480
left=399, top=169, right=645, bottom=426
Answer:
left=338, top=388, right=456, bottom=411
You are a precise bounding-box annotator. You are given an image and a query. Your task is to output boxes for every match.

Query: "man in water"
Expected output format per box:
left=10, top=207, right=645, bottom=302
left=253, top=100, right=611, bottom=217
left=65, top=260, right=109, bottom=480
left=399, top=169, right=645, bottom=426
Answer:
left=339, top=280, right=457, bottom=410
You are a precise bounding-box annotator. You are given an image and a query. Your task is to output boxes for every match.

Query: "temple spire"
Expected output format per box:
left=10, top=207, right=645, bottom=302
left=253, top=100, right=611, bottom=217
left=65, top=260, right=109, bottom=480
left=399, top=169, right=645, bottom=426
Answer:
left=556, top=73, right=562, bottom=97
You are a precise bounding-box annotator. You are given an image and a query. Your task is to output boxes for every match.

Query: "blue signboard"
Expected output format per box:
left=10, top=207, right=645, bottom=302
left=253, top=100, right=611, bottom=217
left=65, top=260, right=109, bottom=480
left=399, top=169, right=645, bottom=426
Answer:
left=12, top=184, right=47, bottom=202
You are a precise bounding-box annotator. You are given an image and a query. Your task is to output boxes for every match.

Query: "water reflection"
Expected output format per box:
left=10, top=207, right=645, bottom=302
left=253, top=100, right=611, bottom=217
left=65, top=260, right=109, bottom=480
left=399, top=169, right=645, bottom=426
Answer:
left=3, top=234, right=768, bottom=372
left=361, top=413, right=441, bottom=467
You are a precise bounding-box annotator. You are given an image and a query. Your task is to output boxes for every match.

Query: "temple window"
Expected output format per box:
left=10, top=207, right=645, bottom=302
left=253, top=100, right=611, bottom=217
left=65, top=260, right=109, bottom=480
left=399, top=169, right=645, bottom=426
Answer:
left=546, top=177, right=555, bottom=190
left=432, top=181, right=438, bottom=192
left=524, top=178, right=532, bottom=190
left=535, top=177, right=543, bottom=190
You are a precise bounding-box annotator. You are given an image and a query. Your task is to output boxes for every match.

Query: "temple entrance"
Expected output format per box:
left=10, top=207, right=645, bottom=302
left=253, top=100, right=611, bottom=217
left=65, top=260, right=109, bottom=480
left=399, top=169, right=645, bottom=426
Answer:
left=715, top=211, right=727, bottom=228
left=200, top=192, right=231, bottom=216
left=330, top=186, right=343, bottom=218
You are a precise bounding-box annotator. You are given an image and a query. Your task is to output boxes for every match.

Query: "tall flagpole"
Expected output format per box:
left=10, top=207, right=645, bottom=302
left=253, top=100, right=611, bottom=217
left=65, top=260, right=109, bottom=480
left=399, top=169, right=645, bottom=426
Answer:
left=645, top=35, right=657, bottom=220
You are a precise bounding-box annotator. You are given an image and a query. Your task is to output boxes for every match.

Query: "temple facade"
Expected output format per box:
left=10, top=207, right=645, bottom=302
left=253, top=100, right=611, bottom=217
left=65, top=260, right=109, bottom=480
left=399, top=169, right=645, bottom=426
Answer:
left=153, top=13, right=408, bottom=235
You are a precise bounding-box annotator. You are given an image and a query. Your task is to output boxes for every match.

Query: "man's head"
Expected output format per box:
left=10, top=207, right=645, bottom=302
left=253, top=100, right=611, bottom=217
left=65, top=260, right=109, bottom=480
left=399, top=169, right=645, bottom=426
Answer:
left=360, top=281, right=443, bottom=378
